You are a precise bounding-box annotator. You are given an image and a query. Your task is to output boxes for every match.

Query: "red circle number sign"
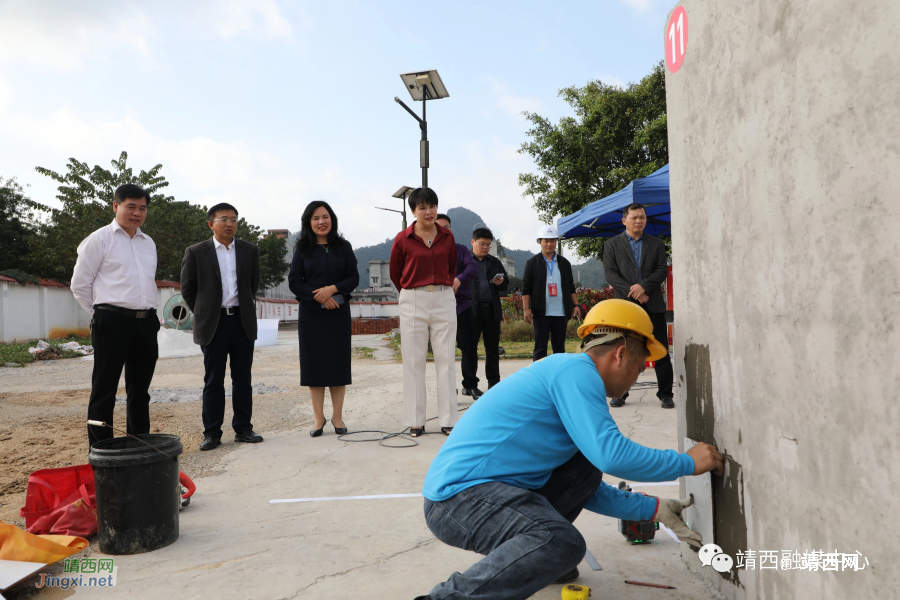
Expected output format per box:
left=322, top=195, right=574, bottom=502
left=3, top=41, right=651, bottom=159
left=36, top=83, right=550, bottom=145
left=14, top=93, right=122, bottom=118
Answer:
left=665, top=6, right=689, bottom=73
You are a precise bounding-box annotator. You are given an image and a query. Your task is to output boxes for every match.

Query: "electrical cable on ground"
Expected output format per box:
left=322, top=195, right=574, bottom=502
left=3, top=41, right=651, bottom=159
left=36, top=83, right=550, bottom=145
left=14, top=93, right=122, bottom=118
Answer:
left=336, top=376, right=659, bottom=448
left=338, top=404, right=473, bottom=448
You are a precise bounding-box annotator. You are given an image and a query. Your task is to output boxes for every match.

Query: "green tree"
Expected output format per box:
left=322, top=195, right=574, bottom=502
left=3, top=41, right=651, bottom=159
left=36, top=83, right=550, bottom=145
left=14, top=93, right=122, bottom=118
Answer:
left=518, top=61, right=668, bottom=259
left=28, top=152, right=280, bottom=284
left=29, top=152, right=182, bottom=280
left=502, top=275, right=523, bottom=297
left=0, top=178, right=46, bottom=272
left=257, top=233, right=289, bottom=292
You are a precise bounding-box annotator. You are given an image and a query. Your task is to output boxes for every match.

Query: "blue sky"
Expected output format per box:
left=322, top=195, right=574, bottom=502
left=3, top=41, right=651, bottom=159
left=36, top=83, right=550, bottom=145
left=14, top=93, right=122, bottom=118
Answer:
left=0, top=0, right=674, bottom=254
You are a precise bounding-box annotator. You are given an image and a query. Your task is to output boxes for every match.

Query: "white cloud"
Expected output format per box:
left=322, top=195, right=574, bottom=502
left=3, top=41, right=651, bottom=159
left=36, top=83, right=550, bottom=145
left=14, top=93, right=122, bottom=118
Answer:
left=616, top=0, right=654, bottom=12
left=492, top=83, right=542, bottom=116
left=0, top=1, right=154, bottom=68
left=0, top=107, right=411, bottom=246
left=0, top=74, right=10, bottom=115
left=208, top=0, right=293, bottom=41
left=0, top=0, right=296, bottom=70
left=441, top=138, right=544, bottom=253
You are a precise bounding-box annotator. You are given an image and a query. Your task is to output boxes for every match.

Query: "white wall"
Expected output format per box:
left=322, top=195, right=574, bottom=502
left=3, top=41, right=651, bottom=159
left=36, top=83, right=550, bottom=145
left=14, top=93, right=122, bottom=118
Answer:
left=1, top=282, right=182, bottom=343
left=1, top=280, right=401, bottom=343
left=350, top=302, right=399, bottom=319
left=0, top=282, right=92, bottom=343
left=254, top=298, right=400, bottom=321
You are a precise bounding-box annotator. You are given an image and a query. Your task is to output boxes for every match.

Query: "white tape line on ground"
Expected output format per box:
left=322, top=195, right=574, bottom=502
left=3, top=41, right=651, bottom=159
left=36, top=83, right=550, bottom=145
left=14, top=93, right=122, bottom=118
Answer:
left=628, top=481, right=679, bottom=487
left=270, top=493, right=423, bottom=504
left=658, top=522, right=680, bottom=542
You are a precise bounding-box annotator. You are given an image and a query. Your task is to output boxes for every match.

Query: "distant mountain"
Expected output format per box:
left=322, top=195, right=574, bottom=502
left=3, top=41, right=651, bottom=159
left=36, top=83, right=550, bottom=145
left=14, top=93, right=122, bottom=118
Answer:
left=351, top=238, right=394, bottom=282
left=571, top=258, right=609, bottom=289
left=350, top=207, right=606, bottom=289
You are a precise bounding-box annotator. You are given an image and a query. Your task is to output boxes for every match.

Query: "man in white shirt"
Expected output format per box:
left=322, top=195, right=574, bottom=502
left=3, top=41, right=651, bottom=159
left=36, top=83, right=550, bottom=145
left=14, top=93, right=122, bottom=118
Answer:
left=180, top=203, right=262, bottom=451
left=71, top=184, right=160, bottom=447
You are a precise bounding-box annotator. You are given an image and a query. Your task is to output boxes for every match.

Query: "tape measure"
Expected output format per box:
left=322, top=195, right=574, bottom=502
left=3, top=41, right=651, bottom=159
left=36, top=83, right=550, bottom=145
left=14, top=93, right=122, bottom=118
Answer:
left=561, top=584, right=591, bottom=600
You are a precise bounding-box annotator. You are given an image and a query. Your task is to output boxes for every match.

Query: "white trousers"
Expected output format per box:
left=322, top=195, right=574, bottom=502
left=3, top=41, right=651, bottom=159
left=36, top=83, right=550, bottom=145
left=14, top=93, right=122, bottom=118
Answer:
left=399, top=287, right=458, bottom=428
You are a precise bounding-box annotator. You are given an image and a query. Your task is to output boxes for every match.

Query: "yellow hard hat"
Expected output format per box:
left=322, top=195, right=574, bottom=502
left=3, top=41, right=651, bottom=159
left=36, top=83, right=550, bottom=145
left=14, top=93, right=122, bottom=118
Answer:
left=577, top=299, right=668, bottom=362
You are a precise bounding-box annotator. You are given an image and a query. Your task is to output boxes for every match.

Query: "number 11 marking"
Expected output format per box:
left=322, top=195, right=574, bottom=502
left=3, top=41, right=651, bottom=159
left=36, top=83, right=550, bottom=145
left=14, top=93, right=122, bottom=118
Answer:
left=669, top=12, right=685, bottom=61
left=666, top=6, right=688, bottom=72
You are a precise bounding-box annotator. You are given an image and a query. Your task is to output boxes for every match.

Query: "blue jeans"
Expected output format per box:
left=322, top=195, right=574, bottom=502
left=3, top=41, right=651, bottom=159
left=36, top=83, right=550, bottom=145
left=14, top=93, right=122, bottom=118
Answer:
left=423, top=452, right=603, bottom=600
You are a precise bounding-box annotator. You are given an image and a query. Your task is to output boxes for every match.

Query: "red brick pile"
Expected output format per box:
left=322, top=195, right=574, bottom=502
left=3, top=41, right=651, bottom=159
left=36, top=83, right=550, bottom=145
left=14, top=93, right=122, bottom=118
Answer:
left=351, top=318, right=400, bottom=335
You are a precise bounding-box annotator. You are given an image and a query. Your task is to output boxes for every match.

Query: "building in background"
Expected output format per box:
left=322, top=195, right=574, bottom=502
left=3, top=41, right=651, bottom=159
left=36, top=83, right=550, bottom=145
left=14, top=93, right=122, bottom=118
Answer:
left=490, top=239, right=516, bottom=277
left=352, top=259, right=397, bottom=302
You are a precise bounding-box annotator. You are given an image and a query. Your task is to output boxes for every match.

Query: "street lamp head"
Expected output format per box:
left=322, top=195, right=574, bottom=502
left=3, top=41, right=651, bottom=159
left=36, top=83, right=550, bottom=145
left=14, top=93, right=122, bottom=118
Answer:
left=392, top=185, right=416, bottom=199
left=399, top=70, right=449, bottom=101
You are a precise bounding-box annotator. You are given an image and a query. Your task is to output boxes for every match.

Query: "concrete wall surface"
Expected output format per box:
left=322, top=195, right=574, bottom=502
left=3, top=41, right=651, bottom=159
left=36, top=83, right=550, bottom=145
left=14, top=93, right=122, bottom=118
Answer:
left=666, top=1, right=899, bottom=599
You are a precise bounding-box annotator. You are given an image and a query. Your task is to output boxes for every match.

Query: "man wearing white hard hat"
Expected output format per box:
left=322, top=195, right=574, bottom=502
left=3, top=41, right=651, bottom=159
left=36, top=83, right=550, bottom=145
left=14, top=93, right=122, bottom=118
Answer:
left=521, top=225, right=581, bottom=361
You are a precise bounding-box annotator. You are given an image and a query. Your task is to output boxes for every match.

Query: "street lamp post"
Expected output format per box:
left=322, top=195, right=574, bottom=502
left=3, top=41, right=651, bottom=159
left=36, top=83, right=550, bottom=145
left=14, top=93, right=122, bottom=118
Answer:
left=394, top=70, right=449, bottom=189
left=376, top=185, right=415, bottom=232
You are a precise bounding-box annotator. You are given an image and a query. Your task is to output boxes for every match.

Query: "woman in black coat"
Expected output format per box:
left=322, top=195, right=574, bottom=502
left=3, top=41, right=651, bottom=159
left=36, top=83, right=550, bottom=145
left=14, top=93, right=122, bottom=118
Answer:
left=288, top=201, right=359, bottom=437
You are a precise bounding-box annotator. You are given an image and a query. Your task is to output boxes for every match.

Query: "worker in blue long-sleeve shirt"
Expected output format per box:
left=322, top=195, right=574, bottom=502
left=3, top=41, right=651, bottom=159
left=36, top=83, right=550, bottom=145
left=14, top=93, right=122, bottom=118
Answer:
left=415, top=299, right=724, bottom=600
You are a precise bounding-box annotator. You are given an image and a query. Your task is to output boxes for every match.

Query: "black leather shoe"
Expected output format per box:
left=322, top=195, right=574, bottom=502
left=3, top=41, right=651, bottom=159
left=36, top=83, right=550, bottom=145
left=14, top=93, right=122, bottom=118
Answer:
left=310, top=419, right=327, bottom=437
left=660, top=396, right=675, bottom=409
left=441, top=427, right=453, bottom=436
left=462, top=387, right=484, bottom=399
left=332, top=420, right=348, bottom=435
left=609, top=397, right=626, bottom=407
left=234, top=430, right=264, bottom=443
left=409, top=427, right=425, bottom=437
left=200, top=434, right=221, bottom=451
left=553, top=567, right=579, bottom=584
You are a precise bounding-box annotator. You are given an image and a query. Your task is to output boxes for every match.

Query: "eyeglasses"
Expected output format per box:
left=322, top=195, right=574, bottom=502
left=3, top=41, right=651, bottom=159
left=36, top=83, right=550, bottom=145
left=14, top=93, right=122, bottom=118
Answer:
left=211, top=218, right=238, bottom=224
left=473, top=241, right=492, bottom=248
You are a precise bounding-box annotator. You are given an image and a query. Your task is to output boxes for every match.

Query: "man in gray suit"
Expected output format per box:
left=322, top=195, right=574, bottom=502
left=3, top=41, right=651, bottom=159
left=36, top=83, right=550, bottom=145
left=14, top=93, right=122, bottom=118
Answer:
left=181, top=203, right=263, bottom=450
left=602, top=203, right=673, bottom=409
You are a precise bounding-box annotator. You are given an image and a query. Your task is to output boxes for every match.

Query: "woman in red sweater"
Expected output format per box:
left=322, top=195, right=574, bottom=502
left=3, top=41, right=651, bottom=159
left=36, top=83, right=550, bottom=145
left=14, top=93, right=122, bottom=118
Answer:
left=389, top=188, right=458, bottom=436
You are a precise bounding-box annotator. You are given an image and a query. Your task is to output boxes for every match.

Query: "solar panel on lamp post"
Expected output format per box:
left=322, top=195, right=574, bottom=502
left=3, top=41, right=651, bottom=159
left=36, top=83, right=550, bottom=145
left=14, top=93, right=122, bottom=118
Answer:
left=394, top=69, right=449, bottom=189
left=375, top=185, right=415, bottom=232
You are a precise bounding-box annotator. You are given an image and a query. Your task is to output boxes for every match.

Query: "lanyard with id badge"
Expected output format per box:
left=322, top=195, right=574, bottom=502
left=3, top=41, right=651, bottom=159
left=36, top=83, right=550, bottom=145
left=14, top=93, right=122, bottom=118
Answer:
left=545, top=254, right=558, bottom=296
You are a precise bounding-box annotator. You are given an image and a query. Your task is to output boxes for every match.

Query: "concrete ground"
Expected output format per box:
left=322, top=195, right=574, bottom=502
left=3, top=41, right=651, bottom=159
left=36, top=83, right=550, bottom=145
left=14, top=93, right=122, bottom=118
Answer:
left=8, top=329, right=722, bottom=600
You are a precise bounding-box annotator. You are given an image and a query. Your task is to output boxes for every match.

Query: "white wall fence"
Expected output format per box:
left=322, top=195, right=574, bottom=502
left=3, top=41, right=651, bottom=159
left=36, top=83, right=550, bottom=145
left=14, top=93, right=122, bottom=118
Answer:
left=0, top=278, right=92, bottom=344
left=254, top=298, right=400, bottom=320
left=0, top=276, right=400, bottom=343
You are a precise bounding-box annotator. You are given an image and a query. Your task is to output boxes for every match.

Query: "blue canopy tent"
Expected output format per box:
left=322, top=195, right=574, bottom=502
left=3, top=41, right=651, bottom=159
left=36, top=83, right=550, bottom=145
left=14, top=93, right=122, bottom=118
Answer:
left=556, top=164, right=671, bottom=239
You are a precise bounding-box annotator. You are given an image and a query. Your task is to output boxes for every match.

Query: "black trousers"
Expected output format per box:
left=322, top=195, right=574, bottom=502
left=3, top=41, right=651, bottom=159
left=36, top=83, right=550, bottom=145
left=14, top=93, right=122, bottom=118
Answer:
left=618, top=310, right=673, bottom=401
left=87, top=309, right=159, bottom=447
left=201, top=313, right=255, bottom=437
left=473, top=303, right=501, bottom=387
left=532, top=315, right=568, bottom=362
left=456, top=306, right=479, bottom=390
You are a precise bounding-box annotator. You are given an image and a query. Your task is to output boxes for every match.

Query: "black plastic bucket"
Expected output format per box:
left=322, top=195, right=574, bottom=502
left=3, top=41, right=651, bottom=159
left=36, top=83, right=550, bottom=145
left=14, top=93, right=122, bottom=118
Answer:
left=88, top=434, right=183, bottom=555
